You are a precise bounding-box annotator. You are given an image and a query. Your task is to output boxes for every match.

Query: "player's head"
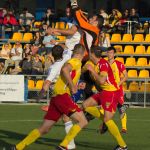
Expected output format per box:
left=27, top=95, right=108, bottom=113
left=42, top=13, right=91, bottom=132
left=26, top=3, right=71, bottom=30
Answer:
left=52, top=45, right=64, bottom=61
left=106, top=46, right=116, bottom=60
left=90, top=46, right=102, bottom=64
left=73, top=44, right=85, bottom=58
left=89, top=14, right=104, bottom=29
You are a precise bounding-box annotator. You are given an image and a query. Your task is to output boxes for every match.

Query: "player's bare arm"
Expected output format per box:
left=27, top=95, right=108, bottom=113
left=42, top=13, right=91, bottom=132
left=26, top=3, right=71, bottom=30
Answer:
left=62, top=63, right=77, bottom=94
left=119, top=70, right=128, bottom=86
left=54, top=25, right=77, bottom=36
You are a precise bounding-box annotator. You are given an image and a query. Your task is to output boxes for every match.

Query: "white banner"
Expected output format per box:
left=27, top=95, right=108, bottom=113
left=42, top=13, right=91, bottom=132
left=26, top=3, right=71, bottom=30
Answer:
left=0, top=75, right=24, bottom=102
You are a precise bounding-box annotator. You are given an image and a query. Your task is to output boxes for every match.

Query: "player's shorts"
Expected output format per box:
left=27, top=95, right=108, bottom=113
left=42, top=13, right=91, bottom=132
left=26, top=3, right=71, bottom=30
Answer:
left=44, top=93, right=81, bottom=121
left=91, top=90, right=120, bottom=113
left=118, top=87, right=124, bottom=105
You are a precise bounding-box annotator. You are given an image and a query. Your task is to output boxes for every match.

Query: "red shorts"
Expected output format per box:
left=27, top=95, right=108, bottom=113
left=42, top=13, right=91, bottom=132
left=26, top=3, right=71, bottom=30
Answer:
left=44, top=93, right=81, bottom=121
left=92, top=90, right=120, bottom=113
left=118, top=87, right=124, bottom=105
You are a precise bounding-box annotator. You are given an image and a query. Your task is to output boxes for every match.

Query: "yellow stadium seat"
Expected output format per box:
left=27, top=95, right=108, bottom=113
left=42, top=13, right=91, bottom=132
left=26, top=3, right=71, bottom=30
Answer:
left=135, top=46, right=146, bottom=54
left=146, top=46, right=150, bottom=54
left=122, top=34, right=132, bottom=42
left=125, top=57, right=136, bottom=66
left=144, top=34, right=150, bottom=42
left=139, top=82, right=150, bottom=92
left=132, top=34, right=144, bottom=42
left=136, top=58, right=147, bottom=66
left=139, top=70, right=149, bottom=78
left=111, top=34, right=121, bottom=42
left=114, top=45, right=123, bottom=53
left=23, top=33, right=33, bottom=42
left=128, top=82, right=139, bottom=92
left=28, top=80, right=35, bottom=89
left=115, top=57, right=124, bottom=64
left=35, top=80, right=44, bottom=90
left=55, top=22, right=66, bottom=29
left=128, top=70, right=138, bottom=78
left=65, top=23, right=69, bottom=29
left=11, top=32, right=23, bottom=41
left=34, top=21, right=42, bottom=27
left=123, top=45, right=134, bottom=54
left=56, top=35, right=66, bottom=42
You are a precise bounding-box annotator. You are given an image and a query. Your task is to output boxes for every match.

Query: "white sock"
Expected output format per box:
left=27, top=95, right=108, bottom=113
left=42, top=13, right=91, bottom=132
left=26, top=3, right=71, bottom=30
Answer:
left=64, top=121, right=76, bottom=149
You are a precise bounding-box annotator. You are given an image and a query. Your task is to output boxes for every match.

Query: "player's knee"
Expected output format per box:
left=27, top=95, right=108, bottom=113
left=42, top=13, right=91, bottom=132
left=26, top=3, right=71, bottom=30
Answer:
left=79, top=117, right=88, bottom=128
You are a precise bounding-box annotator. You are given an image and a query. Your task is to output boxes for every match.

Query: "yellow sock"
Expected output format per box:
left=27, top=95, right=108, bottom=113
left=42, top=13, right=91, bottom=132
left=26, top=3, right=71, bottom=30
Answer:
left=85, top=107, right=103, bottom=118
left=16, top=129, right=40, bottom=150
left=121, top=113, right=127, bottom=130
left=60, top=124, right=81, bottom=148
left=105, top=120, right=126, bottom=147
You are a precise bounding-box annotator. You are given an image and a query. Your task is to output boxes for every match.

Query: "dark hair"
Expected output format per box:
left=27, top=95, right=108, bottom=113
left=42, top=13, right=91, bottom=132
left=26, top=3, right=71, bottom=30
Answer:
left=90, top=46, right=102, bottom=58
left=96, top=14, right=104, bottom=29
left=52, top=45, right=64, bottom=61
left=107, top=46, right=116, bottom=53
left=73, top=44, right=85, bottom=55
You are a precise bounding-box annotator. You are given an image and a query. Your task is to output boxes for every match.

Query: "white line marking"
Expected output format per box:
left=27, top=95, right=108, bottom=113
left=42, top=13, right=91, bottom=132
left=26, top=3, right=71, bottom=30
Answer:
left=0, top=118, right=150, bottom=123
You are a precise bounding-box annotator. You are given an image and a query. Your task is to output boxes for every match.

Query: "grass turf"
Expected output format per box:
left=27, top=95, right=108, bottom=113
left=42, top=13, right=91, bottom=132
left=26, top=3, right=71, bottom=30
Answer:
left=0, top=104, right=150, bottom=150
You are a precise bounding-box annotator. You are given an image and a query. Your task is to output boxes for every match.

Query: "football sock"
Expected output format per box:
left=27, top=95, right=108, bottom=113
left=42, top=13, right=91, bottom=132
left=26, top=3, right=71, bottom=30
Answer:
left=121, top=113, right=127, bottom=130
left=85, top=107, right=103, bottom=118
left=16, top=129, right=40, bottom=150
left=105, top=120, right=126, bottom=147
left=60, top=124, right=81, bottom=148
left=64, top=121, right=75, bottom=148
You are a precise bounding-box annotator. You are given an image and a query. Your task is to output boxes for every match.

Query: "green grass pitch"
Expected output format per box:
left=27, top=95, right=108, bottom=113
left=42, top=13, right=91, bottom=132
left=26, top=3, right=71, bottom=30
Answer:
left=0, top=104, right=150, bottom=150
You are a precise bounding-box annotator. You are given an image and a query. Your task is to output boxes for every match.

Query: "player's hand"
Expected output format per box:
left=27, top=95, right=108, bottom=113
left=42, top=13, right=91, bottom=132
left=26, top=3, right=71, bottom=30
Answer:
left=71, top=85, right=78, bottom=95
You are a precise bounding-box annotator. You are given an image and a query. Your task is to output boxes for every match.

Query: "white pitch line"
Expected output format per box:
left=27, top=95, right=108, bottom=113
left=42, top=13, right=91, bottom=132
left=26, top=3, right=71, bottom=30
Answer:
left=0, top=118, right=150, bottom=123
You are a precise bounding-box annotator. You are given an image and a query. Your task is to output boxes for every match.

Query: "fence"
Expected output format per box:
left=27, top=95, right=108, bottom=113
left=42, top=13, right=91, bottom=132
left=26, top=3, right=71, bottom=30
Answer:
left=26, top=75, right=150, bottom=107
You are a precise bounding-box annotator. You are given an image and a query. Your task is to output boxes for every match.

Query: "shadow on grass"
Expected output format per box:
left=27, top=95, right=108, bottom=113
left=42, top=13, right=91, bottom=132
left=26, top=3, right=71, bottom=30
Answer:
left=0, top=129, right=62, bottom=148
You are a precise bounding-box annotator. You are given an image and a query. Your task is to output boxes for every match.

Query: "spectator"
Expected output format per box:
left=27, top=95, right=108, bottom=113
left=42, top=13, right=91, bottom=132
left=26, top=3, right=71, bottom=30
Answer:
left=129, top=8, right=140, bottom=34
left=23, top=44, right=32, bottom=58
left=0, top=43, right=11, bottom=73
left=31, top=32, right=43, bottom=55
left=42, top=8, right=55, bottom=27
left=44, top=54, right=53, bottom=74
left=38, top=26, right=56, bottom=55
left=0, top=43, right=11, bottom=64
left=31, top=54, right=43, bottom=75
left=3, top=41, right=23, bottom=74
left=129, top=8, right=139, bottom=23
left=108, top=9, right=122, bottom=28
left=39, top=23, right=48, bottom=37
left=21, top=54, right=32, bottom=75
left=60, top=7, right=74, bottom=24
left=19, top=8, right=34, bottom=31
left=99, top=30, right=110, bottom=51
left=99, top=9, right=108, bottom=25
left=3, top=10, right=18, bottom=26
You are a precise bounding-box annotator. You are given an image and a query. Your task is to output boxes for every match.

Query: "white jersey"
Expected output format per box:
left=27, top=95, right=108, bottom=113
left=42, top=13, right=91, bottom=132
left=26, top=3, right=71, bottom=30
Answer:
left=65, top=23, right=81, bottom=50
left=46, top=50, right=72, bottom=83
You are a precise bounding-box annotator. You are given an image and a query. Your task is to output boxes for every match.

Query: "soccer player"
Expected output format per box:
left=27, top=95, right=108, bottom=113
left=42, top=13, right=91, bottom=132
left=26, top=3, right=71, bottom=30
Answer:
left=70, top=0, right=104, bottom=57
left=82, top=46, right=128, bottom=150
left=106, top=46, right=128, bottom=133
left=12, top=44, right=88, bottom=150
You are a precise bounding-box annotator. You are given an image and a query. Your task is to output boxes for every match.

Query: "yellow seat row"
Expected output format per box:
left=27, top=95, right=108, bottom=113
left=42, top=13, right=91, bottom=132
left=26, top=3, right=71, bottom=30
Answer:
left=128, top=70, right=149, bottom=78
left=11, top=32, right=33, bottom=42
left=104, top=57, right=150, bottom=66
left=123, top=82, right=150, bottom=92
left=111, top=34, right=150, bottom=42
left=28, top=80, right=44, bottom=90
left=114, top=45, right=150, bottom=54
